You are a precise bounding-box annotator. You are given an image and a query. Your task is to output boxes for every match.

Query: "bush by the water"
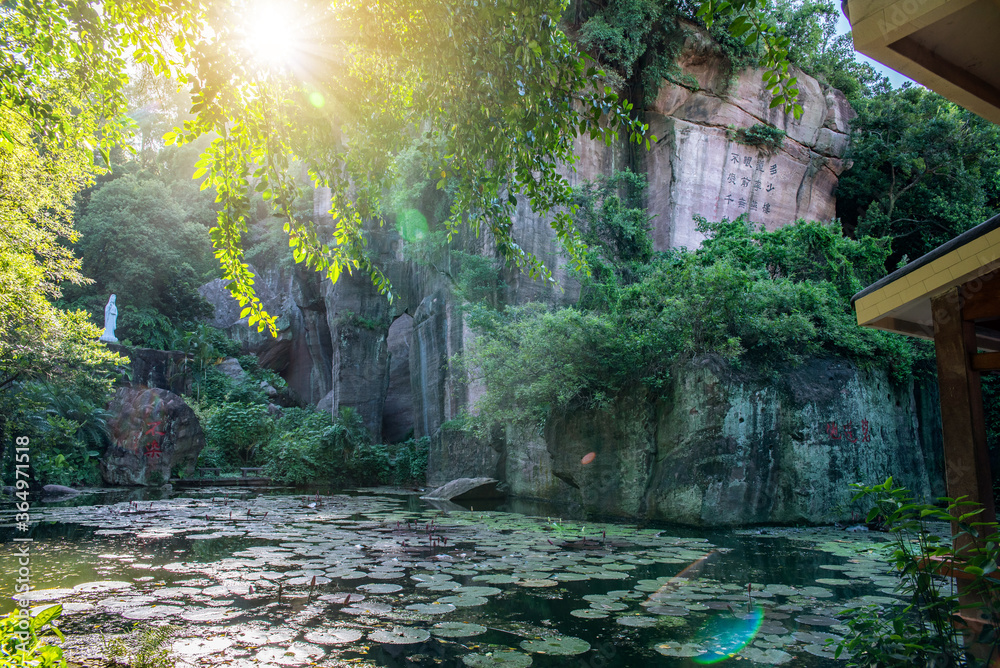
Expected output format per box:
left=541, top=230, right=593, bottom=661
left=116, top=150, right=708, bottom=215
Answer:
left=259, top=407, right=428, bottom=486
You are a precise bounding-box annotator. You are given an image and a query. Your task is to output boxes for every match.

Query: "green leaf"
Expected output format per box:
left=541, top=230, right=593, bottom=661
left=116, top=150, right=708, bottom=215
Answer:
left=31, top=604, right=62, bottom=629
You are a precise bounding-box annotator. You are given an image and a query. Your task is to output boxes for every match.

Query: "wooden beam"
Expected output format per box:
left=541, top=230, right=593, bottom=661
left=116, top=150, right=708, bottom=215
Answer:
left=962, top=270, right=1000, bottom=322
left=971, top=351, right=1000, bottom=371
left=933, top=288, right=997, bottom=536
left=890, top=36, right=1000, bottom=111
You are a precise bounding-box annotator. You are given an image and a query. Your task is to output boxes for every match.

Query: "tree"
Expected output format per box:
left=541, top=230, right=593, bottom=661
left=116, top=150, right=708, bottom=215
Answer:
left=837, top=86, right=1000, bottom=263
left=0, top=106, right=123, bottom=447
left=2, top=0, right=650, bottom=336
left=66, top=175, right=216, bottom=346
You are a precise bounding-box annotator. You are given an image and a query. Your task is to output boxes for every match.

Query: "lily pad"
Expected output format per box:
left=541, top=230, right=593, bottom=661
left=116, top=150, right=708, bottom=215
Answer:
left=369, top=626, right=431, bottom=644
left=358, top=583, right=403, bottom=594
left=520, top=635, right=591, bottom=656
left=570, top=608, right=608, bottom=619
left=172, top=637, right=234, bottom=655
left=432, top=622, right=487, bottom=638
left=302, top=629, right=364, bottom=645
left=462, top=651, right=533, bottom=667
left=406, top=602, right=457, bottom=615
left=616, top=615, right=657, bottom=627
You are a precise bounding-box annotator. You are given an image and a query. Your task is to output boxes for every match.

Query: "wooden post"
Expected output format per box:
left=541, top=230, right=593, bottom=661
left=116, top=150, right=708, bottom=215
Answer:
left=932, top=288, right=996, bottom=532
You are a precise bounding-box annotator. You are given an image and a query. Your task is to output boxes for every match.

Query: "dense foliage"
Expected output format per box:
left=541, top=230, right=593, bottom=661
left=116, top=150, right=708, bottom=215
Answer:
left=838, top=86, right=1000, bottom=264
left=461, top=172, right=922, bottom=434
left=63, top=175, right=216, bottom=347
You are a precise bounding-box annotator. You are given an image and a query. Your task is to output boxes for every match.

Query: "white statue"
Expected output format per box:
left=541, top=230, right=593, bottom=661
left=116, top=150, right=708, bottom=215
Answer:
left=100, top=294, right=119, bottom=343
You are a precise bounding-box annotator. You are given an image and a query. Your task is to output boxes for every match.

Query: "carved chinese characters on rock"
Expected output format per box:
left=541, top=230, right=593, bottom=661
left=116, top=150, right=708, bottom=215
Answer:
left=116, top=397, right=167, bottom=459
left=723, top=152, right=779, bottom=222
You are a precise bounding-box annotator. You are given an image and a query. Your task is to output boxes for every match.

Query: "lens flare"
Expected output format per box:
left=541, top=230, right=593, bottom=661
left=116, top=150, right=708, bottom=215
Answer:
left=396, top=208, right=428, bottom=242
left=692, top=605, right=765, bottom=664
left=243, top=1, right=301, bottom=71
left=646, top=552, right=765, bottom=664
left=581, top=452, right=596, bottom=465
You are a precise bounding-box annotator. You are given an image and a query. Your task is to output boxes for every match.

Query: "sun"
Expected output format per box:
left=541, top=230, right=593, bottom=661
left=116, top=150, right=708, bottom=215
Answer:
left=242, top=1, right=301, bottom=71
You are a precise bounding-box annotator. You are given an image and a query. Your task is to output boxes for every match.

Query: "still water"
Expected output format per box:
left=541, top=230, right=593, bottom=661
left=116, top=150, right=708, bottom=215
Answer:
left=0, top=487, right=905, bottom=667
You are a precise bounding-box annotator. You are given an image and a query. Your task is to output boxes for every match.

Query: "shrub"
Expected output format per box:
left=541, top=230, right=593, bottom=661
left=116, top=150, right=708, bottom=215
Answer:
left=203, top=402, right=273, bottom=466
left=462, top=216, right=924, bottom=434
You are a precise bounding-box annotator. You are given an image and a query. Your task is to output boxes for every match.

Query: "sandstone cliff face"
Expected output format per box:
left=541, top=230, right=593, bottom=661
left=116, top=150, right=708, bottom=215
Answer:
left=645, top=26, right=851, bottom=250
left=497, top=357, right=944, bottom=526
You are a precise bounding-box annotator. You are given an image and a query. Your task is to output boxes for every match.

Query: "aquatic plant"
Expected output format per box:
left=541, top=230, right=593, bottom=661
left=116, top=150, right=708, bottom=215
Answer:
left=104, top=623, right=176, bottom=668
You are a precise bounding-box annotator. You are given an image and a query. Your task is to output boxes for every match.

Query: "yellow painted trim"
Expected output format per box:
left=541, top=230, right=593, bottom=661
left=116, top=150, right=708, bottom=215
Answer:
left=854, top=235, right=1000, bottom=326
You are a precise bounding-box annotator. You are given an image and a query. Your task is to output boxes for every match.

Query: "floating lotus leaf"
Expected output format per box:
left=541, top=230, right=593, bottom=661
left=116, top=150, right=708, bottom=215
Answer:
left=645, top=605, right=688, bottom=616
left=358, top=583, right=403, bottom=594
left=302, top=629, right=363, bottom=645
left=615, top=615, right=657, bottom=627
left=319, top=593, right=365, bottom=604
left=517, top=579, right=558, bottom=588
left=553, top=572, right=589, bottom=582
left=462, top=650, right=533, bottom=667
left=432, top=622, right=487, bottom=638
left=286, top=576, right=331, bottom=585
left=590, top=571, right=629, bottom=580
left=520, top=635, right=590, bottom=656
left=456, top=586, right=501, bottom=597
left=172, top=637, right=234, bottom=655
left=815, top=578, right=853, bottom=586
left=590, top=601, right=628, bottom=612
left=342, top=602, right=394, bottom=616
left=181, top=608, right=242, bottom=622
left=473, top=575, right=519, bottom=584
left=570, top=608, right=608, bottom=619
left=438, top=595, right=489, bottom=607
left=369, top=626, right=431, bottom=644
left=255, top=642, right=324, bottom=665
left=74, top=581, right=132, bottom=593
left=122, top=605, right=184, bottom=620
left=861, top=595, right=903, bottom=606
left=802, top=643, right=839, bottom=658
left=406, top=602, right=457, bottom=615
left=796, top=615, right=840, bottom=627
left=800, top=586, right=835, bottom=598
left=655, top=642, right=705, bottom=658
left=739, top=647, right=794, bottom=665
left=14, top=589, right=74, bottom=601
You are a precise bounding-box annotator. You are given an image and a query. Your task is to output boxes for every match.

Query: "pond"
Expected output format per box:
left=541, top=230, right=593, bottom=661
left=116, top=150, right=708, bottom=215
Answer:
left=0, top=488, right=906, bottom=667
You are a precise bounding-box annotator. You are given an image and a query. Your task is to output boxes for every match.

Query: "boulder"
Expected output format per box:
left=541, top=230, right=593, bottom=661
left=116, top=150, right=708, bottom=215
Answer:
left=421, top=477, right=504, bottom=502
left=106, top=344, right=192, bottom=395
left=42, top=484, right=80, bottom=496
left=102, top=387, right=205, bottom=486
left=216, top=357, right=246, bottom=381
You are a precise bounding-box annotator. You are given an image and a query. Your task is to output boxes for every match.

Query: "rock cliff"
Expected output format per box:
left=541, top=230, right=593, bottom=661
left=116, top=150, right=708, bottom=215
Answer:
left=196, top=30, right=944, bottom=524
left=431, top=357, right=943, bottom=525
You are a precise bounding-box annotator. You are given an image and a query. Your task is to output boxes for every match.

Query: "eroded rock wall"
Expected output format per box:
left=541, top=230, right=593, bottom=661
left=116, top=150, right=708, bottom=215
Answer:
left=645, top=25, right=851, bottom=249
left=501, top=356, right=943, bottom=526
left=195, top=28, right=873, bottom=525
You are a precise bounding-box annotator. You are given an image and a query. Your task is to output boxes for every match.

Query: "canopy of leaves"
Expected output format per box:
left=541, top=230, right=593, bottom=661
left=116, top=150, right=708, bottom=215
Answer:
left=0, top=106, right=123, bottom=397
left=838, top=85, right=1000, bottom=264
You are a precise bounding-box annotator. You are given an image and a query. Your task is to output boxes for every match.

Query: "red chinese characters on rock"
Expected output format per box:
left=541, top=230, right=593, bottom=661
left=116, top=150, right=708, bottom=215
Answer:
left=143, top=421, right=166, bottom=459
left=825, top=419, right=873, bottom=443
